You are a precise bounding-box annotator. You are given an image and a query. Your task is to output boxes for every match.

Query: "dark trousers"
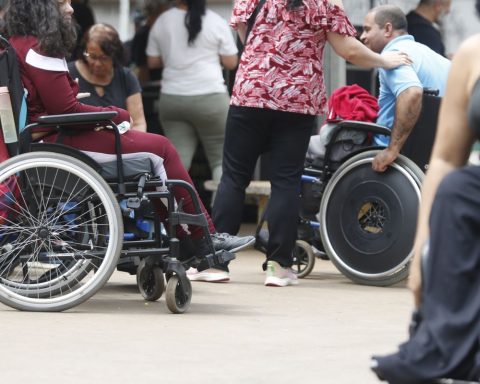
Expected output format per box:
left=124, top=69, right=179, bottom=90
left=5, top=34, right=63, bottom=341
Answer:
left=375, top=165, right=480, bottom=383
left=212, top=106, right=314, bottom=270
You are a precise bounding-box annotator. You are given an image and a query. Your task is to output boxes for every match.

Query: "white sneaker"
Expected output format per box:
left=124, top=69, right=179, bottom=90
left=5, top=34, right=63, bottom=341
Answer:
left=264, top=261, right=299, bottom=287
left=186, top=267, right=230, bottom=283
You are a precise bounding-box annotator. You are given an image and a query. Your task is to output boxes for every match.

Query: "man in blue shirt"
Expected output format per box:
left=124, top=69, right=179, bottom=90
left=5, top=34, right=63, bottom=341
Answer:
left=360, top=5, right=450, bottom=172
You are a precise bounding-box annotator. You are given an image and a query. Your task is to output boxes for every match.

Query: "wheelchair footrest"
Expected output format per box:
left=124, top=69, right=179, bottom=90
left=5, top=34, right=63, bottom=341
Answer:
left=196, top=250, right=235, bottom=272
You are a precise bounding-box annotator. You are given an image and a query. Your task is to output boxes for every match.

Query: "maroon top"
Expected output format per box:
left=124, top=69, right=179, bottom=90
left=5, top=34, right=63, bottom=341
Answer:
left=9, top=35, right=130, bottom=126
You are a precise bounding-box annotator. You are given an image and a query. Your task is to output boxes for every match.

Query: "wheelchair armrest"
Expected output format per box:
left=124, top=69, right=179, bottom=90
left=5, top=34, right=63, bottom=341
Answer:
left=37, top=111, right=118, bottom=125
left=423, top=88, right=439, bottom=97
left=337, top=120, right=391, bottom=137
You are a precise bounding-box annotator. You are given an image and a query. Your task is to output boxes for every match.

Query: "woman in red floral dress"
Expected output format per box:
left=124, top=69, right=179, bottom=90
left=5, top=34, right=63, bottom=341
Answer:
left=211, top=0, right=411, bottom=286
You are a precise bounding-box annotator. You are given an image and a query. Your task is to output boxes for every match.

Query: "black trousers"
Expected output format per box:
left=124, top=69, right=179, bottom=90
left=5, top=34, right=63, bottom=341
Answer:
left=212, top=105, right=315, bottom=270
left=374, top=165, right=480, bottom=383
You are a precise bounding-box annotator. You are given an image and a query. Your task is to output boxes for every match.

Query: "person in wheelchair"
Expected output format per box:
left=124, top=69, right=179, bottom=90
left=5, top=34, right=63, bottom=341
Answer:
left=370, top=2, right=480, bottom=381
left=359, top=5, right=450, bottom=172
left=3, top=0, right=255, bottom=274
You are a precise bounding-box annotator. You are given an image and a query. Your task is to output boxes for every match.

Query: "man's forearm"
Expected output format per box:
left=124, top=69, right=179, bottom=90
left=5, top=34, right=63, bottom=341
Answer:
left=389, top=87, right=423, bottom=152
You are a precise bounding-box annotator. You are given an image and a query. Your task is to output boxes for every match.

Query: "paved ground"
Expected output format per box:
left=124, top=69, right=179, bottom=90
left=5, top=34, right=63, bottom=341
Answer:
left=0, top=228, right=414, bottom=384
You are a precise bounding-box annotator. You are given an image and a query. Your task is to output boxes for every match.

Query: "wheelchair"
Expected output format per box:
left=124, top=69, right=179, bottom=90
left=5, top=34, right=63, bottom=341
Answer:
left=256, top=90, right=440, bottom=286
left=0, top=36, right=232, bottom=313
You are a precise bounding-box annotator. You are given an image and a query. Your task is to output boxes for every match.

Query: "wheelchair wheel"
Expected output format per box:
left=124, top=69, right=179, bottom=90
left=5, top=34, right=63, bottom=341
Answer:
left=292, top=240, right=315, bottom=278
left=319, top=150, right=423, bottom=286
left=165, top=274, right=192, bottom=314
left=136, top=259, right=165, bottom=301
left=0, top=152, right=123, bottom=311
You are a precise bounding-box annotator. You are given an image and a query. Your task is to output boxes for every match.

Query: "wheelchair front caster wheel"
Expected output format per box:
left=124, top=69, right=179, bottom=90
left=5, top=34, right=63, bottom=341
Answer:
left=292, top=240, right=315, bottom=278
left=136, top=259, right=165, bottom=301
left=166, top=275, right=192, bottom=314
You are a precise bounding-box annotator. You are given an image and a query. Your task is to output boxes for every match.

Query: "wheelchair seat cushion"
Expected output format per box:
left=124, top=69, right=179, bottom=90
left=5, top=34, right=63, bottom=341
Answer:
left=99, top=156, right=154, bottom=182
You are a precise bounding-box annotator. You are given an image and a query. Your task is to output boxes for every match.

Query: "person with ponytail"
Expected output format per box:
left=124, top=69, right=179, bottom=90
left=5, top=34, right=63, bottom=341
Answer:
left=146, top=0, right=237, bottom=191
left=211, top=0, right=412, bottom=287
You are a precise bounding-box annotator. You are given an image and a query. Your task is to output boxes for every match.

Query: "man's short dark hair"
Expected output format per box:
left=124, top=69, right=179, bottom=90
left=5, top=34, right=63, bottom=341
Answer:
left=373, top=5, right=408, bottom=32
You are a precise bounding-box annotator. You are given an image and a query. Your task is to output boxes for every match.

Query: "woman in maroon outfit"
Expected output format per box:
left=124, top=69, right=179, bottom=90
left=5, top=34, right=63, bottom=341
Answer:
left=3, top=0, right=255, bottom=264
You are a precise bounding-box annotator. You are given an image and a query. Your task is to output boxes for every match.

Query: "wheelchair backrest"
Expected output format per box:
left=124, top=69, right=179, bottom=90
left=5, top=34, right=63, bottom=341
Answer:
left=400, top=91, right=441, bottom=172
left=0, top=34, right=27, bottom=158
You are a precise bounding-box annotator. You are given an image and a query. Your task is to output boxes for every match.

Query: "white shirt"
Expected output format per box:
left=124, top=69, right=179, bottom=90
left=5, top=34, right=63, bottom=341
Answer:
left=146, top=8, right=238, bottom=95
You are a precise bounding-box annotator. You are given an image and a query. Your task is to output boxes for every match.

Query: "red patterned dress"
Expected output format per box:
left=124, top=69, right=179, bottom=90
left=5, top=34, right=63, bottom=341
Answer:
left=230, top=0, right=357, bottom=116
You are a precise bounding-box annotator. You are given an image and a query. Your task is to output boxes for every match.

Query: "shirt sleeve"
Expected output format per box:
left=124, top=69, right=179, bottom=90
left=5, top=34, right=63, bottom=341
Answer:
left=217, top=18, right=239, bottom=56
left=230, top=0, right=257, bottom=29
left=25, top=62, right=130, bottom=125
left=382, top=63, right=423, bottom=98
left=146, top=18, right=163, bottom=57
left=123, top=67, right=142, bottom=97
left=319, top=1, right=357, bottom=36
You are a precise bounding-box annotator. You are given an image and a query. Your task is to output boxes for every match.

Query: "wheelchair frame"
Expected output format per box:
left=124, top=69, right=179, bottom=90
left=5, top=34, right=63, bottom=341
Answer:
left=255, top=118, right=427, bottom=286
left=0, top=36, right=233, bottom=313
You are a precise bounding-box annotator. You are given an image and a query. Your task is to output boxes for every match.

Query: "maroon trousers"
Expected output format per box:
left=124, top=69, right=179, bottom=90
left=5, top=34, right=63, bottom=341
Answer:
left=46, top=129, right=215, bottom=239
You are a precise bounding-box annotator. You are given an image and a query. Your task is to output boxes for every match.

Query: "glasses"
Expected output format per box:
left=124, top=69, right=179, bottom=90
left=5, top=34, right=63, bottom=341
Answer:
left=83, top=51, right=111, bottom=63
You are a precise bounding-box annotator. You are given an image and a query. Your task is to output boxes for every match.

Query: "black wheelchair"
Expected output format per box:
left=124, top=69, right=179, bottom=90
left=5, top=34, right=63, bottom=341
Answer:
left=0, top=35, right=233, bottom=313
left=256, top=90, right=441, bottom=286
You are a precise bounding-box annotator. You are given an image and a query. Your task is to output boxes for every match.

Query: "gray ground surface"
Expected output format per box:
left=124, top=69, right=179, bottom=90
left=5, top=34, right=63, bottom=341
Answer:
left=0, top=230, right=412, bottom=384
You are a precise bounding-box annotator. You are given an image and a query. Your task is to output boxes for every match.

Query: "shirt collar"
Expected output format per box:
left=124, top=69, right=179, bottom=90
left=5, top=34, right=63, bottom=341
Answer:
left=382, top=34, right=414, bottom=52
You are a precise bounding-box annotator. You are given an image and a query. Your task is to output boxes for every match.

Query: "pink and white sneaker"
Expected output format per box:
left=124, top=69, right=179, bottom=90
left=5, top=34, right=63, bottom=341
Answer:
left=186, top=267, right=230, bottom=283
left=264, top=261, right=298, bottom=287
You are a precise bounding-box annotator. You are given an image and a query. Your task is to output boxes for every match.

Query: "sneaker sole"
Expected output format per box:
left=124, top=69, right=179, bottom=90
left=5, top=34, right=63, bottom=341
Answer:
left=187, top=273, right=230, bottom=283
left=264, top=276, right=299, bottom=287
left=227, top=237, right=256, bottom=253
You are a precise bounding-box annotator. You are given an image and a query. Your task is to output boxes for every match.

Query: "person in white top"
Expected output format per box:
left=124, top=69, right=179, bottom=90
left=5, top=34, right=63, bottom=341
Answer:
left=146, top=0, right=238, bottom=187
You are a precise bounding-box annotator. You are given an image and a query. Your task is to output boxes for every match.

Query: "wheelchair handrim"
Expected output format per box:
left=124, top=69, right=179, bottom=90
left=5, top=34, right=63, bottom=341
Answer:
left=320, top=157, right=421, bottom=280
left=0, top=153, right=121, bottom=308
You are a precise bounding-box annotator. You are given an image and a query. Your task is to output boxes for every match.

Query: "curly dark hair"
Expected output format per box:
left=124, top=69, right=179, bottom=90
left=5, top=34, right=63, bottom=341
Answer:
left=183, top=0, right=205, bottom=45
left=80, top=23, right=124, bottom=66
left=5, top=0, right=77, bottom=58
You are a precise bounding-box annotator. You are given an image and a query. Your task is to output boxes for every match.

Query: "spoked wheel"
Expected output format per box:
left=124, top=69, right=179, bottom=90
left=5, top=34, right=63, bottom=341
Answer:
left=292, top=240, right=315, bottom=278
left=0, top=152, right=123, bottom=311
left=165, top=274, right=192, bottom=314
left=319, top=150, right=423, bottom=286
left=136, top=259, right=165, bottom=301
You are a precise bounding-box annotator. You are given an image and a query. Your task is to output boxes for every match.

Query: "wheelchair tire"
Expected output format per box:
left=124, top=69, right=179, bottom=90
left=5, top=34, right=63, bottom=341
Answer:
left=0, top=152, right=123, bottom=311
left=165, top=274, right=192, bottom=314
left=292, top=240, right=315, bottom=278
left=319, top=150, right=423, bottom=286
left=136, top=259, right=165, bottom=301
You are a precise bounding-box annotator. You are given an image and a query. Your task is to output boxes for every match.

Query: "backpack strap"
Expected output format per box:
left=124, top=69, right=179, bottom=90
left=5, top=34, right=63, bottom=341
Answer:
left=245, top=0, right=266, bottom=43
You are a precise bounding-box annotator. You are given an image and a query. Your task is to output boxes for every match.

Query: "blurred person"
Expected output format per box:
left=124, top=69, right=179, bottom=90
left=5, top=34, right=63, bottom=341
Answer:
left=406, top=0, right=451, bottom=57
left=359, top=5, right=450, bottom=172
left=146, top=0, right=238, bottom=189
left=68, top=23, right=148, bottom=132
left=0, top=0, right=6, bottom=35
left=71, top=0, right=95, bottom=59
left=5, top=0, right=255, bottom=272
left=131, top=0, right=170, bottom=84
left=211, top=0, right=411, bottom=286
left=371, top=2, right=480, bottom=382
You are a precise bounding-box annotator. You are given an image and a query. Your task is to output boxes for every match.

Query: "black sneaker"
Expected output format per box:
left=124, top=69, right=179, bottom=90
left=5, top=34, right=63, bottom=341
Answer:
left=211, top=233, right=256, bottom=253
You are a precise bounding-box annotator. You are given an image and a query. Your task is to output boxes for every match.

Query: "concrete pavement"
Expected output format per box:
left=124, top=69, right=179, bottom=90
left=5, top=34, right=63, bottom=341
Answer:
left=0, top=238, right=413, bottom=384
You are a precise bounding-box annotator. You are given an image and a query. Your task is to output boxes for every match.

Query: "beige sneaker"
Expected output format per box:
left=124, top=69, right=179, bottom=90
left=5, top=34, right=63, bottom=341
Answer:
left=264, top=261, right=298, bottom=287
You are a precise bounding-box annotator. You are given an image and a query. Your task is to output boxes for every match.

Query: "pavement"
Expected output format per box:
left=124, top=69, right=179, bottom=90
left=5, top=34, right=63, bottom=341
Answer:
left=0, top=225, right=414, bottom=384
